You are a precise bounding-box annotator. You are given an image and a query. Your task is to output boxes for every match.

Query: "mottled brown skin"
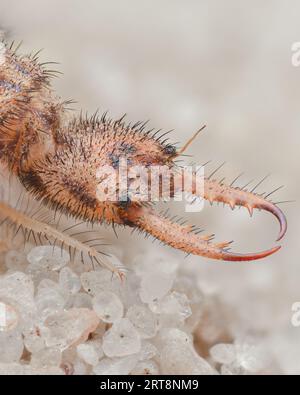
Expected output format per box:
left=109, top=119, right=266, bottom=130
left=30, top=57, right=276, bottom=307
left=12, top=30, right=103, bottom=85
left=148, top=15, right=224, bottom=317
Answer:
left=0, top=42, right=287, bottom=261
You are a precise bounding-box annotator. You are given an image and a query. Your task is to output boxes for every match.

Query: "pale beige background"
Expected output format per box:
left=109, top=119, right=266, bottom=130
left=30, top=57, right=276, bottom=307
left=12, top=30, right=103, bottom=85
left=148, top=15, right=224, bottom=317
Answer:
left=1, top=0, right=299, bottom=372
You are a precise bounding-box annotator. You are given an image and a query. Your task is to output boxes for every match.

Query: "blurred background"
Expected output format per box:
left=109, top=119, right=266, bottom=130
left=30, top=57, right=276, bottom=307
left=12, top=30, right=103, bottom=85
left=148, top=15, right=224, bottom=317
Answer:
left=0, top=0, right=299, bottom=373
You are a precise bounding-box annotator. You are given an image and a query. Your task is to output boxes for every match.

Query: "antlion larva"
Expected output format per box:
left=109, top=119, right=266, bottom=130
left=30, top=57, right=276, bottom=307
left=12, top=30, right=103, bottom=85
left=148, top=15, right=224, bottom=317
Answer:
left=0, top=40, right=287, bottom=266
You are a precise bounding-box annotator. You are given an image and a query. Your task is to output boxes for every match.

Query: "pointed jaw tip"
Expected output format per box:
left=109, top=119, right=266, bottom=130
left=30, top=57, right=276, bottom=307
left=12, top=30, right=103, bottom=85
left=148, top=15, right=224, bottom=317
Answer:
left=263, top=203, right=287, bottom=242
left=221, top=245, right=281, bottom=262
left=276, top=215, right=287, bottom=241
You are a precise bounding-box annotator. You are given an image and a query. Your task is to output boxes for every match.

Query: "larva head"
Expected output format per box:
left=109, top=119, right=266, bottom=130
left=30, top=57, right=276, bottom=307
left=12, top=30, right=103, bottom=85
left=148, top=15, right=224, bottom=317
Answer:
left=20, top=115, right=179, bottom=225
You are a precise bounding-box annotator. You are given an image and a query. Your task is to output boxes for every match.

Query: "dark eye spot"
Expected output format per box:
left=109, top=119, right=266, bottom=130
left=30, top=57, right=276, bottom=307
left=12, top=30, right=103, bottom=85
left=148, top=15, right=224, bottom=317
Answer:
left=163, top=145, right=177, bottom=156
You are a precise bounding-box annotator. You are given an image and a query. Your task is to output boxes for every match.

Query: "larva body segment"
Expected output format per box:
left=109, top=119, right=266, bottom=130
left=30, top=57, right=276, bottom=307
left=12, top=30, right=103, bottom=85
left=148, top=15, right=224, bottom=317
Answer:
left=0, top=41, right=63, bottom=173
left=0, top=41, right=287, bottom=262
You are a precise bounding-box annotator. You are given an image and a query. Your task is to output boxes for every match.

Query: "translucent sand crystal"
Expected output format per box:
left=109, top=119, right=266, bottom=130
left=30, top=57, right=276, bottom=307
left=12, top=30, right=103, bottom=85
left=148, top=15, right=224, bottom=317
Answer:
left=73, top=358, right=88, bottom=375
left=30, top=347, right=62, bottom=368
left=149, top=291, right=192, bottom=321
left=67, top=292, right=93, bottom=309
left=210, top=341, right=269, bottom=374
left=138, top=341, right=158, bottom=361
left=26, top=263, right=59, bottom=287
left=139, top=272, right=173, bottom=304
left=80, top=269, right=119, bottom=296
left=210, top=343, right=236, bottom=365
left=131, top=360, right=159, bottom=375
left=102, top=318, right=141, bottom=357
left=23, top=325, right=46, bottom=354
left=27, top=246, right=70, bottom=271
left=0, top=271, right=36, bottom=323
left=93, top=355, right=139, bottom=375
left=118, top=272, right=141, bottom=309
left=92, top=291, right=124, bottom=323
left=59, top=267, right=81, bottom=294
left=158, top=328, right=216, bottom=375
left=42, top=308, right=99, bottom=351
left=126, top=304, right=157, bottom=339
left=0, top=330, right=24, bottom=363
left=77, top=340, right=103, bottom=366
left=35, top=279, right=67, bottom=319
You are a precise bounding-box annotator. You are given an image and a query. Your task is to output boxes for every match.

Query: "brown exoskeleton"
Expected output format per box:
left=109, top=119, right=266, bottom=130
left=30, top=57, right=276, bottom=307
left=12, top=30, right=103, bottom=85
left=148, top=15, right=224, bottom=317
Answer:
left=0, top=41, right=287, bottom=273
